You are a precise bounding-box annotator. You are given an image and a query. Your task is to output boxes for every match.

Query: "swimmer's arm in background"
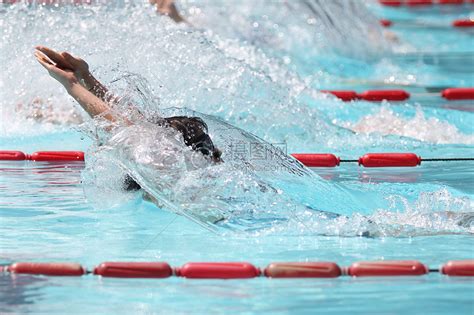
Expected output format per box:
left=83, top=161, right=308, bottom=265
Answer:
left=150, top=0, right=187, bottom=24
left=35, top=48, right=120, bottom=123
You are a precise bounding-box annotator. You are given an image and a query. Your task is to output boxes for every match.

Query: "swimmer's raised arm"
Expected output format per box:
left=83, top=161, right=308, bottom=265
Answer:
left=34, top=48, right=119, bottom=123
left=35, top=46, right=116, bottom=105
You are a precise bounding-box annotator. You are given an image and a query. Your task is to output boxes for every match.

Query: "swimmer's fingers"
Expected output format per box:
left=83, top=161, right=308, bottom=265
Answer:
left=61, top=51, right=80, bottom=65
left=35, top=46, right=64, bottom=65
left=35, top=51, right=68, bottom=78
left=61, top=51, right=89, bottom=74
left=35, top=54, right=59, bottom=75
left=35, top=46, right=73, bottom=70
left=35, top=51, right=54, bottom=69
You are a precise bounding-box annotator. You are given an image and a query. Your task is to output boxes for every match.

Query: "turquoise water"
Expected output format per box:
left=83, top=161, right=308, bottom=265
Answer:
left=1, top=1, right=473, bottom=314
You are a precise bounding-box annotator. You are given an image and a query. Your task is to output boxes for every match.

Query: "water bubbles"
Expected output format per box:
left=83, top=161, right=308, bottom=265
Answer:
left=344, top=106, right=474, bottom=144
left=256, top=188, right=473, bottom=237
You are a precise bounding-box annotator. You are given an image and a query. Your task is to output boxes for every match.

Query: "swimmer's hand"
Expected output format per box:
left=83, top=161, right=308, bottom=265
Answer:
left=35, top=46, right=90, bottom=81
left=35, top=46, right=130, bottom=123
left=35, top=49, right=78, bottom=89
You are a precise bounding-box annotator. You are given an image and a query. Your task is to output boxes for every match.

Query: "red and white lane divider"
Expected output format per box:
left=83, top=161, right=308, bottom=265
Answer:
left=1, top=151, right=473, bottom=168
left=2, top=260, right=473, bottom=278
left=380, top=18, right=474, bottom=28
left=0, top=0, right=93, bottom=4
left=0, top=151, right=84, bottom=161
left=291, top=153, right=474, bottom=168
left=322, top=87, right=474, bottom=102
left=4, top=0, right=471, bottom=6
left=379, top=0, right=474, bottom=6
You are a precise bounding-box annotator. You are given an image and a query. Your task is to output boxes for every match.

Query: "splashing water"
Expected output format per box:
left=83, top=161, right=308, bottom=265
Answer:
left=257, top=189, right=473, bottom=237
left=1, top=1, right=469, bottom=150
left=78, top=84, right=473, bottom=236
left=179, top=0, right=390, bottom=59
left=0, top=1, right=472, bottom=236
left=82, top=105, right=369, bottom=232
left=344, top=106, right=474, bottom=145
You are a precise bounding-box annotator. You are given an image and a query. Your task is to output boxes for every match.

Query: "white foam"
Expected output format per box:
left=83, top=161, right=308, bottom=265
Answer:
left=258, top=189, right=473, bottom=237
left=1, top=94, right=85, bottom=137
left=344, top=106, right=474, bottom=144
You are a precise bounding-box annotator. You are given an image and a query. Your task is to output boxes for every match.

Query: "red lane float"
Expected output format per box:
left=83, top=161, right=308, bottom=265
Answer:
left=8, top=262, right=85, bottom=276
left=322, top=90, right=359, bottom=102
left=442, top=88, right=474, bottom=100
left=1, top=0, right=93, bottom=4
left=406, top=0, right=433, bottom=6
left=322, top=89, right=411, bottom=102
left=358, top=90, right=410, bottom=102
left=453, top=19, right=474, bottom=28
left=347, top=261, right=429, bottom=277
left=359, top=153, right=422, bottom=167
left=29, top=151, right=85, bottom=162
left=94, top=262, right=172, bottom=278
left=441, top=260, right=474, bottom=276
left=291, top=154, right=340, bottom=167
left=176, top=262, right=260, bottom=279
left=380, top=19, right=393, bottom=27
left=264, top=262, right=341, bottom=278
left=379, top=0, right=403, bottom=6
left=0, top=150, right=27, bottom=161
left=381, top=18, right=474, bottom=28
left=379, top=0, right=467, bottom=5
left=439, top=0, right=464, bottom=4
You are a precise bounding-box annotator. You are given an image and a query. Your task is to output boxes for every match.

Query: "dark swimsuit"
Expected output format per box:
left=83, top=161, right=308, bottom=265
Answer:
left=123, top=174, right=142, bottom=191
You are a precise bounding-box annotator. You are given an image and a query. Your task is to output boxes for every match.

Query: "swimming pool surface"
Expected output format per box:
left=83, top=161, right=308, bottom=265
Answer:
left=1, top=1, right=473, bottom=314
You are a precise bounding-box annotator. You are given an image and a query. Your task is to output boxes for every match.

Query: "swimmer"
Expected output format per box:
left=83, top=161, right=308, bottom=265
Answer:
left=33, top=48, right=342, bottom=228
left=150, top=0, right=398, bottom=45
left=149, top=0, right=186, bottom=24
left=15, top=97, right=84, bottom=125
left=34, top=46, right=473, bottom=235
left=34, top=46, right=222, bottom=195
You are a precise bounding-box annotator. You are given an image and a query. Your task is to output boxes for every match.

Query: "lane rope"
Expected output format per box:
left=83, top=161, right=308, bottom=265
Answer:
left=291, top=153, right=474, bottom=168
left=381, top=18, right=474, bottom=28
left=2, top=151, right=474, bottom=168
left=3, top=0, right=471, bottom=7
left=1, top=260, right=473, bottom=278
left=379, top=0, right=473, bottom=7
left=322, top=87, right=474, bottom=102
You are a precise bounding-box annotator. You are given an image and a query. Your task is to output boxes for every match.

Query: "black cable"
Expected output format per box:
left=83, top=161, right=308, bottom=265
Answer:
left=339, top=159, right=358, bottom=163
left=421, top=158, right=474, bottom=162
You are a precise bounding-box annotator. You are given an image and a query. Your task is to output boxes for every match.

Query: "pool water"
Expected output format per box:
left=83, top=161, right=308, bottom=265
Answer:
left=1, top=1, right=473, bottom=314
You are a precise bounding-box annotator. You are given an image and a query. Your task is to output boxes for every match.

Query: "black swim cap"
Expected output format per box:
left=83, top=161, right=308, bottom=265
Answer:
left=164, top=116, right=222, bottom=161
